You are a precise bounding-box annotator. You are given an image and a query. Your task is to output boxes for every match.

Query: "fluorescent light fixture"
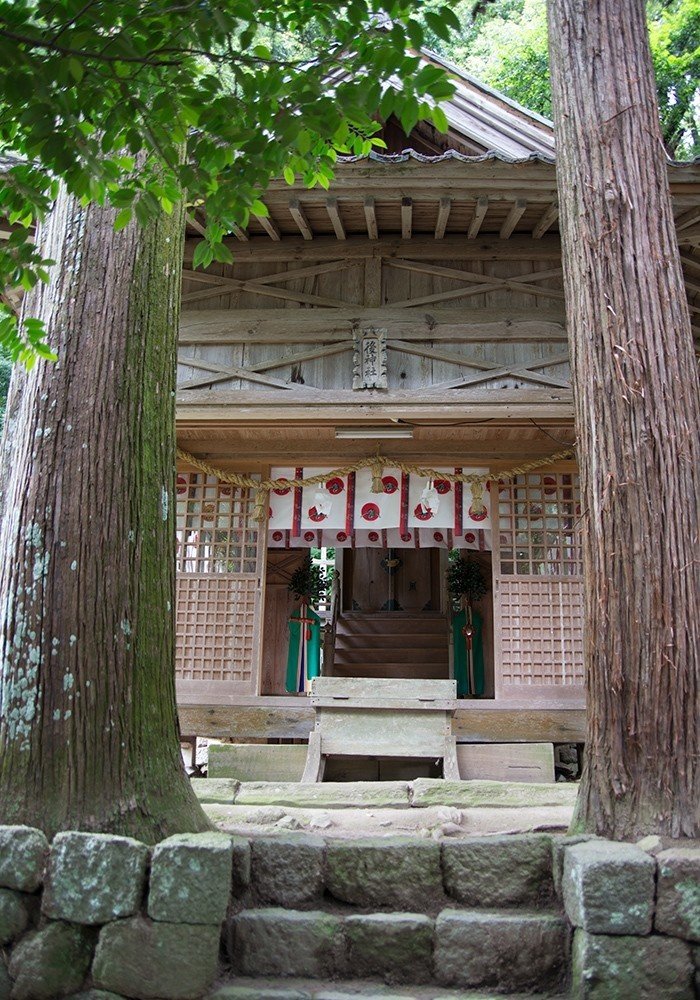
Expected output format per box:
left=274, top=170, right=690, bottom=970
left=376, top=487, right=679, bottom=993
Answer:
left=335, top=426, right=414, bottom=439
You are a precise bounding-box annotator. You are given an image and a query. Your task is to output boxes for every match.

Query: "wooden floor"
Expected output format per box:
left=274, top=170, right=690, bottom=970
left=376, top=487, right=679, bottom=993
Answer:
left=178, top=697, right=585, bottom=744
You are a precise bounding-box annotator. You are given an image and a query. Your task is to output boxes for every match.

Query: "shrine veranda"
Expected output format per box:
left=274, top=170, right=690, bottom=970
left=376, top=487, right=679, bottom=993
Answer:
left=174, top=50, right=700, bottom=768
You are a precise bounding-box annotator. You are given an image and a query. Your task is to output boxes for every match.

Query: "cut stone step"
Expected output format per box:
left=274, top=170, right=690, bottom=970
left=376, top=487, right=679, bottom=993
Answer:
left=434, top=909, right=568, bottom=993
left=226, top=907, right=568, bottom=992
left=208, top=977, right=568, bottom=999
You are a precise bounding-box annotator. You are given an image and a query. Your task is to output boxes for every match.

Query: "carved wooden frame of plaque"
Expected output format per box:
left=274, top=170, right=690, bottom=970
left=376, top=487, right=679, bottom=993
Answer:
left=352, top=327, right=388, bottom=389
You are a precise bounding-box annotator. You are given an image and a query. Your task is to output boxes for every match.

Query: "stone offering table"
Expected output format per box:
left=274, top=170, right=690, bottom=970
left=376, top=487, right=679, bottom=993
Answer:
left=301, top=676, right=460, bottom=782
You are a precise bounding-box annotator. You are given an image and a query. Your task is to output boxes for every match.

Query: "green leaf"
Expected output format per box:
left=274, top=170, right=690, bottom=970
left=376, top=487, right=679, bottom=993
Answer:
left=68, top=58, right=84, bottom=83
left=283, top=165, right=295, bottom=186
left=114, top=208, right=132, bottom=231
left=431, top=106, right=449, bottom=134
left=192, top=241, right=214, bottom=269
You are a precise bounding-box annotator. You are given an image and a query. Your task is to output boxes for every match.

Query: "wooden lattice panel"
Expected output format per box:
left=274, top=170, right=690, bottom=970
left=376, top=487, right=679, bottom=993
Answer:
left=176, top=472, right=259, bottom=575
left=498, top=473, right=582, bottom=577
left=175, top=575, right=258, bottom=683
left=175, top=471, right=262, bottom=692
left=499, top=577, right=584, bottom=687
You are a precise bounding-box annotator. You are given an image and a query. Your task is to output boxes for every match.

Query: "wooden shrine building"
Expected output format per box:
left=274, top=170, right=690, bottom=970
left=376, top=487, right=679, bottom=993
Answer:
left=174, top=51, right=700, bottom=779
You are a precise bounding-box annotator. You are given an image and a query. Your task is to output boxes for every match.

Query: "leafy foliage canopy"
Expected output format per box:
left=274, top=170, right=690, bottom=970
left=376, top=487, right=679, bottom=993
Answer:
left=0, top=0, right=458, bottom=362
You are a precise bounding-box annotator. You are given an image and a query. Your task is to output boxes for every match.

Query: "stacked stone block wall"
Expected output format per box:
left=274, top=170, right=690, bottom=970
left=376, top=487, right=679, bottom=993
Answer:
left=0, top=824, right=698, bottom=999
left=559, top=839, right=700, bottom=999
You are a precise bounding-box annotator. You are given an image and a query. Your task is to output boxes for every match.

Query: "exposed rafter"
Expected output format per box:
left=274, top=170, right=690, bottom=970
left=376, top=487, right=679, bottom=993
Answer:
left=401, top=197, right=413, bottom=239
left=532, top=202, right=559, bottom=239
left=500, top=199, right=527, bottom=239
left=364, top=196, right=378, bottom=240
left=254, top=211, right=281, bottom=241
left=326, top=197, right=346, bottom=240
left=434, top=197, right=451, bottom=240
left=289, top=199, right=313, bottom=240
left=468, top=196, right=489, bottom=239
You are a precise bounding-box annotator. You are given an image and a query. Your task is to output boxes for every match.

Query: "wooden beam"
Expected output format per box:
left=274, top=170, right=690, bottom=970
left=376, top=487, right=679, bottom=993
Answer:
left=176, top=388, right=574, bottom=422
left=429, top=357, right=571, bottom=392
left=364, top=196, right=378, bottom=240
left=401, top=197, right=413, bottom=239
left=177, top=356, right=316, bottom=392
left=289, top=199, right=313, bottom=240
left=179, top=308, right=567, bottom=344
left=500, top=199, right=527, bottom=239
left=183, top=234, right=563, bottom=264
left=675, top=206, right=700, bottom=232
left=177, top=702, right=585, bottom=742
left=178, top=343, right=352, bottom=391
left=181, top=259, right=352, bottom=308
left=385, top=257, right=563, bottom=287
left=467, top=196, right=489, bottom=239
left=434, top=197, right=451, bottom=240
left=532, top=202, right=559, bottom=239
left=363, top=258, right=382, bottom=308
left=186, top=214, right=206, bottom=237
left=231, top=224, right=249, bottom=242
left=326, top=198, right=346, bottom=240
left=254, top=212, right=281, bottom=241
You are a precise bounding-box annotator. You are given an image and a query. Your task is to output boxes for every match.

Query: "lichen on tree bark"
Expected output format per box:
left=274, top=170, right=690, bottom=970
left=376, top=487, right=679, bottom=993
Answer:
left=548, top=0, right=700, bottom=838
left=0, top=185, right=210, bottom=840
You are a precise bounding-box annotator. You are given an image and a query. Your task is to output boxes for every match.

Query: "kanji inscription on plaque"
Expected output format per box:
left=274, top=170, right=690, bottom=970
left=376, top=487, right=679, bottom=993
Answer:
left=352, top=327, right=388, bottom=389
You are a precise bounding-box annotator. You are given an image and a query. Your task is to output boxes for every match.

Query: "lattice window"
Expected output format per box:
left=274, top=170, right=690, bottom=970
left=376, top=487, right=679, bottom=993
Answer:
left=175, top=471, right=261, bottom=689
left=499, top=473, right=582, bottom=576
left=176, top=472, right=259, bottom=575
left=176, top=576, right=257, bottom=682
left=499, top=578, right=584, bottom=686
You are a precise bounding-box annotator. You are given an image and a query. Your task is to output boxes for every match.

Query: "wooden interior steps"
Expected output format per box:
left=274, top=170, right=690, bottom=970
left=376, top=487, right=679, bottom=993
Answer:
left=332, top=612, right=449, bottom=679
left=214, top=832, right=571, bottom=996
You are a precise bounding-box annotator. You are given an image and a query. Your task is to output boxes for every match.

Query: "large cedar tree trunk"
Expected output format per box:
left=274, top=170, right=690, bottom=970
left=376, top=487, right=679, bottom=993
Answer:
left=548, top=0, right=700, bottom=837
left=0, top=186, right=210, bottom=841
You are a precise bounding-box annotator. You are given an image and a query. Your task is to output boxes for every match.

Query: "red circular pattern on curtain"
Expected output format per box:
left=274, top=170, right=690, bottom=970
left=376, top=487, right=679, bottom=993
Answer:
left=382, top=476, right=399, bottom=494
left=544, top=476, right=557, bottom=496
left=434, top=480, right=451, bottom=494
left=176, top=475, right=188, bottom=496
left=414, top=504, right=433, bottom=521
left=273, top=482, right=291, bottom=496
left=272, top=531, right=283, bottom=542
left=361, top=502, right=380, bottom=522
left=368, top=531, right=379, bottom=542
left=433, top=531, right=444, bottom=542
left=464, top=531, right=476, bottom=543
left=325, top=477, right=344, bottom=494
left=400, top=532, right=412, bottom=542
left=336, top=531, right=348, bottom=542
left=304, top=531, right=316, bottom=542
left=468, top=505, right=487, bottom=522
left=308, top=507, right=326, bottom=522
left=219, top=484, right=232, bottom=497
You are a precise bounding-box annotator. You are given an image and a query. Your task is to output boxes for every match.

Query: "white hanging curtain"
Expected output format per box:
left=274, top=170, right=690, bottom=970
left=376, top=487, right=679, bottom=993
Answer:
left=267, top=466, right=492, bottom=550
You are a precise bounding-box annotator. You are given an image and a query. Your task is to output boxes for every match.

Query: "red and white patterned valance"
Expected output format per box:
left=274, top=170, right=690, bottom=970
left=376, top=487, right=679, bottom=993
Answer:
left=267, top=466, right=492, bottom=550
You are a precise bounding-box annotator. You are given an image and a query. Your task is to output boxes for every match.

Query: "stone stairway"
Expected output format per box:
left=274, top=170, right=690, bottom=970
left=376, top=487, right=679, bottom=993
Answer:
left=215, top=833, right=571, bottom=997
left=332, top=613, right=449, bottom=680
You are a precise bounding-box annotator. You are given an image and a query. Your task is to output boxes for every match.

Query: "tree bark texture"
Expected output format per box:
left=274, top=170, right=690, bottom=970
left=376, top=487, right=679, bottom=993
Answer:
left=548, top=0, right=700, bottom=837
left=0, top=187, right=210, bottom=841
